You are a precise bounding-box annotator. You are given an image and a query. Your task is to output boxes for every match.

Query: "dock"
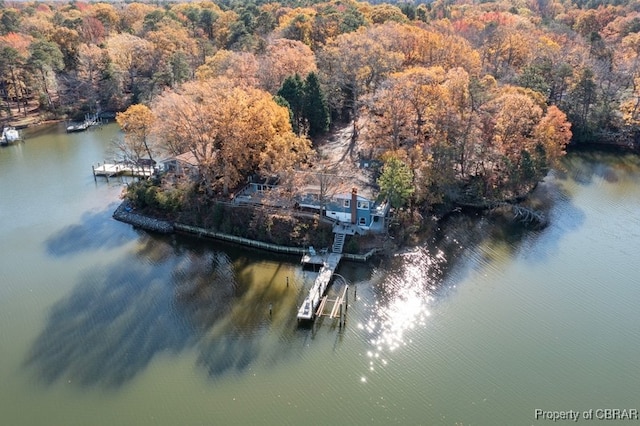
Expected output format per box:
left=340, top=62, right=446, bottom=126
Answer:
left=297, top=252, right=343, bottom=323
left=67, top=113, right=102, bottom=132
left=92, top=162, right=154, bottom=181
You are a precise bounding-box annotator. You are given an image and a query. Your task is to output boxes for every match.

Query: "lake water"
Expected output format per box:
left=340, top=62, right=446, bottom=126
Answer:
left=1, top=124, right=639, bottom=425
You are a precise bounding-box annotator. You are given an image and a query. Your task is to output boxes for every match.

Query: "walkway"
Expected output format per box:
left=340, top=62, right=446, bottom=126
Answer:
left=297, top=252, right=342, bottom=321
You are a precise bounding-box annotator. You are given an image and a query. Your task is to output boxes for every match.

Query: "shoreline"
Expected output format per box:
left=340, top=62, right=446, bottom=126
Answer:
left=113, top=201, right=381, bottom=262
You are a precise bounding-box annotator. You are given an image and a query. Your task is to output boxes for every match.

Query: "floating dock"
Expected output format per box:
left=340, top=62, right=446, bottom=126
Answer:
left=297, top=252, right=342, bottom=322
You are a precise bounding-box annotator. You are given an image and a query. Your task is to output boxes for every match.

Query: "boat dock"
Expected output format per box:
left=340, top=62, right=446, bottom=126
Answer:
left=67, top=113, right=102, bottom=132
left=92, top=162, right=154, bottom=181
left=297, top=251, right=346, bottom=325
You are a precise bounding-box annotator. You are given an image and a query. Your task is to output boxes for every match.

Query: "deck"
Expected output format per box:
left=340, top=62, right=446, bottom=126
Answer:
left=297, top=252, right=342, bottom=321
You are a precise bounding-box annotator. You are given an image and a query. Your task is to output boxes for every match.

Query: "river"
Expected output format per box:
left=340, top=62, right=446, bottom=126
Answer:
left=0, top=123, right=639, bottom=425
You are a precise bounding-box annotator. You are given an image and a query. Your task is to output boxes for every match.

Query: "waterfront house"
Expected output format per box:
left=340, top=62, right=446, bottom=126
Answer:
left=235, top=177, right=389, bottom=233
left=158, top=151, right=199, bottom=176
left=233, top=176, right=281, bottom=205
left=298, top=187, right=389, bottom=233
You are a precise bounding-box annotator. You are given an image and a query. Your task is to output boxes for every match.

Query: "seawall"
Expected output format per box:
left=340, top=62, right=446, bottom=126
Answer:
left=112, top=202, right=381, bottom=262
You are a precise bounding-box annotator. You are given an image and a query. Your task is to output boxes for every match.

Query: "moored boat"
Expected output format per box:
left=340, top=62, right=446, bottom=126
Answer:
left=1, top=127, right=21, bottom=145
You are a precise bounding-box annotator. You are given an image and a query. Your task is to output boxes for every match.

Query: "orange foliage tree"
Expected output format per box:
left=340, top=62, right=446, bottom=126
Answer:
left=152, top=78, right=312, bottom=196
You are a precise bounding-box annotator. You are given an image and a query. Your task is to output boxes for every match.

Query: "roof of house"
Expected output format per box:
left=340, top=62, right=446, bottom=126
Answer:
left=174, top=151, right=199, bottom=166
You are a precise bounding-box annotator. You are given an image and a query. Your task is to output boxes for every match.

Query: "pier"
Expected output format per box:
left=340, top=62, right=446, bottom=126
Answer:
left=92, top=161, right=154, bottom=181
left=297, top=251, right=345, bottom=325
left=67, top=113, right=102, bottom=132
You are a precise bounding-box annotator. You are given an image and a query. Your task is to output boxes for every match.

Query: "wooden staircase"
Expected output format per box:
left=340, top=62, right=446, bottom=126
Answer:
left=332, top=232, right=346, bottom=253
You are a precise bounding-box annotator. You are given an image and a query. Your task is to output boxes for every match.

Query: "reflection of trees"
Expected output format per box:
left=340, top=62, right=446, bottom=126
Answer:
left=26, top=236, right=304, bottom=388
left=24, top=252, right=191, bottom=387
left=45, top=204, right=137, bottom=257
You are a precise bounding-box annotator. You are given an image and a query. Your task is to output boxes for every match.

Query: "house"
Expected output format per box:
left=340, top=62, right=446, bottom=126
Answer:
left=157, top=151, right=199, bottom=176
left=233, top=176, right=282, bottom=206
left=299, top=187, right=389, bottom=233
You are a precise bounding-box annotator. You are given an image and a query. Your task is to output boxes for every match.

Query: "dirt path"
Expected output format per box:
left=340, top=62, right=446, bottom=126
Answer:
left=314, top=121, right=377, bottom=194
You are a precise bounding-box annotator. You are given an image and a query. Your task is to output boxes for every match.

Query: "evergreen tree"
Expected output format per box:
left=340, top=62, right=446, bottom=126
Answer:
left=303, top=72, right=330, bottom=137
left=277, top=74, right=305, bottom=135
left=378, top=156, right=414, bottom=209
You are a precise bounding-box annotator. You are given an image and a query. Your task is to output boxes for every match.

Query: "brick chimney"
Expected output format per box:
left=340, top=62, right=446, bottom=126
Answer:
left=351, top=187, right=357, bottom=224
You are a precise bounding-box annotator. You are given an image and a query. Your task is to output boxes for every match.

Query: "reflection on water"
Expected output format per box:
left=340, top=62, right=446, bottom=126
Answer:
left=25, top=238, right=193, bottom=387
left=45, top=203, right=138, bottom=257
left=27, top=232, right=306, bottom=387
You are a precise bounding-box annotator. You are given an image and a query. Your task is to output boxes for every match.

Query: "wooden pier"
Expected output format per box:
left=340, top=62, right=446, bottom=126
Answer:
left=67, top=113, right=102, bottom=132
left=297, top=252, right=345, bottom=324
left=92, top=162, right=154, bottom=181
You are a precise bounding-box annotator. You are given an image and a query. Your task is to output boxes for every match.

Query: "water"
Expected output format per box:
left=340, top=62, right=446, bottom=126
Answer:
left=1, top=125, right=639, bottom=425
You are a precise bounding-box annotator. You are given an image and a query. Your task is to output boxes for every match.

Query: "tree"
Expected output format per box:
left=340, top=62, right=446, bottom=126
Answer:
left=27, top=40, right=64, bottom=110
left=377, top=156, right=414, bottom=209
left=319, top=29, right=403, bottom=137
left=0, top=45, right=26, bottom=115
left=534, top=105, right=572, bottom=166
left=0, top=9, right=21, bottom=35
left=195, top=49, right=259, bottom=88
left=152, top=79, right=311, bottom=196
left=565, top=68, right=597, bottom=143
left=303, top=72, right=330, bottom=137
left=277, top=74, right=305, bottom=135
left=116, top=104, right=157, bottom=165
left=258, top=38, right=316, bottom=94
left=105, top=33, right=153, bottom=103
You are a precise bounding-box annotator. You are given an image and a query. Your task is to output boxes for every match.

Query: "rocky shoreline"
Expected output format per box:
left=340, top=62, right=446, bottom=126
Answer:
left=112, top=201, right=174, bottom=234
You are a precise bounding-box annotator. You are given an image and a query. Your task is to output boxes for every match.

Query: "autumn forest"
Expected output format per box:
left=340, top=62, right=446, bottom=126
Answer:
left=2, top=0, right=640, bottom=228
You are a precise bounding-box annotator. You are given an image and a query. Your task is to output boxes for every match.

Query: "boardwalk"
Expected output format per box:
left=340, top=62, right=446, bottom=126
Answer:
left=297, top=252, right=342, bottom=321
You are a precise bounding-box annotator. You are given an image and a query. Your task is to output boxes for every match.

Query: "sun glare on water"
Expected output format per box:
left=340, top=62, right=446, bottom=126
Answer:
left=358, top=248, right=443, bottom=381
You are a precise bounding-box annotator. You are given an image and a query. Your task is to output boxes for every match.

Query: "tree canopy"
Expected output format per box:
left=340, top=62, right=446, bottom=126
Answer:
left=4, top=0, right=640, bottom=209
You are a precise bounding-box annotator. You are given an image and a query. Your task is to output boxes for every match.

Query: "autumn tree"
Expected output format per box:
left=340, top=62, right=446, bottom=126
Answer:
left=105, top=33, right=153, bottom=103
left=564, top=67, right=597, bottom=143
left=258, top=38, right=316, bottom=94
left=534, top=105, right=572, bottom=167
left=319, top=28, right=403, bottom=137
left=152, top=78, right=311, bottom=196
left=116, top=104, right=157, bottom=167
left=195, top=49, right=259, bottom=88
left=0, top=45, right=26, bottom=115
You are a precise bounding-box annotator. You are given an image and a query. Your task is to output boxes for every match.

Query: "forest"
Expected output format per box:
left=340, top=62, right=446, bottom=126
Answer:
left=2, top=0, right=640, bottom=228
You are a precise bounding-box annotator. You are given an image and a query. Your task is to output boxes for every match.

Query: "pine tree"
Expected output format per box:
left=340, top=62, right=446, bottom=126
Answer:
left=303, top=72, right=330, bottom=137
left=277, top=74, right=305, bottom=135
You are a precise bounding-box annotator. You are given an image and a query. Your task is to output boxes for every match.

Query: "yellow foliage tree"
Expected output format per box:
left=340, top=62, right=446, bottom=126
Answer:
left=152, top=79, right=311, bottom=196
left=116, top=104, right=157, bottom=165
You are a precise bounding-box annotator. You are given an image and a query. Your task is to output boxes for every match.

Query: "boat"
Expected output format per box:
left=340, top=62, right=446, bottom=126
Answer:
left=0, top=127, right=21, bottom=146
left=66, top=122, right=89, bottom=132
left=66, top=113, right=100, bottom=133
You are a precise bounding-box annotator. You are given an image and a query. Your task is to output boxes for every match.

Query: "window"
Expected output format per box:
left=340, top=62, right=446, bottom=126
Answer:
left=359, top=217, right=366, bottom=225
left=357, top=201, right=369, bottom=210
left=343, top=199, right=350, bottom=208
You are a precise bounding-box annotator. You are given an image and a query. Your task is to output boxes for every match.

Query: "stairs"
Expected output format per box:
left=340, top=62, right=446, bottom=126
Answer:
left=332, top=232, right=346, bottom=253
